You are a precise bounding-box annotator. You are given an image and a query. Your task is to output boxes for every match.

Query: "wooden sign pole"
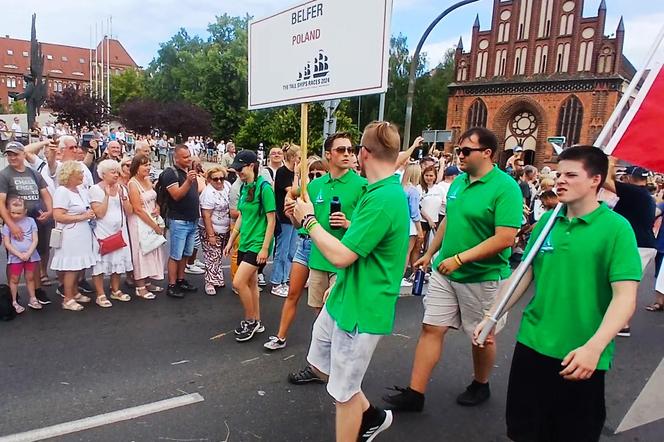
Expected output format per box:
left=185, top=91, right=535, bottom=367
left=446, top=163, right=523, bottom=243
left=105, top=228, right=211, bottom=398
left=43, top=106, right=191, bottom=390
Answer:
left=300, top=102, right=309, bottom=199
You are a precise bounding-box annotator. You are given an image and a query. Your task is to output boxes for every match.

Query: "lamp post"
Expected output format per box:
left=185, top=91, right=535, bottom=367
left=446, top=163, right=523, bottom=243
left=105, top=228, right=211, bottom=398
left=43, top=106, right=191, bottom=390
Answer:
left=402, top=0, right=481, bottom=150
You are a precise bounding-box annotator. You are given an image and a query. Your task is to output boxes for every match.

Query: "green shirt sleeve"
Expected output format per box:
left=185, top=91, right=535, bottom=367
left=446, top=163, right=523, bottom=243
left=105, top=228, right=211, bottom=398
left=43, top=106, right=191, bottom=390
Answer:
left=341, top=197, right=389, bottom=258
left=261, top=182, right=276, bottom=213
left=608, top=220, right=642, bottom=282
left=495, top=182, right=524, bottom=229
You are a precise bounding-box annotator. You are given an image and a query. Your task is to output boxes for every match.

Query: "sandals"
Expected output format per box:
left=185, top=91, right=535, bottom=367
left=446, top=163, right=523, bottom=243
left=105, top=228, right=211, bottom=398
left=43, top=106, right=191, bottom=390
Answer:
left=645, top=302, right=664, bottom=312
left=62, top=299, right=84, bottom=311
left=13, top=302, right=25, bottom=314
left=96, top=295, right=113, bottom=308
left=135, top=287, right=156, bottom=300
left=146, top=284, right=164, bottom=293
left=74, top=293, right=91, bottom=303
left=110, top=290, right=131, bottom=302
left=28, top=299, right=42, bottom=310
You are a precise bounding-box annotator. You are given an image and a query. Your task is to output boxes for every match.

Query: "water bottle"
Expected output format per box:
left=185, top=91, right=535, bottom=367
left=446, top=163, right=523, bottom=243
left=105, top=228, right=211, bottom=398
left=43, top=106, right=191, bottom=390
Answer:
left=330, top=196, right=341, bottom=230
left=412, top=269, right=425, bottom=296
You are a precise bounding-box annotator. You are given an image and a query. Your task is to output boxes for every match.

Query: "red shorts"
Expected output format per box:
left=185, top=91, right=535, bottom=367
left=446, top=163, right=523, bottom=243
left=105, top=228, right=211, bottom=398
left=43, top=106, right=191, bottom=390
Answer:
left=8, top=261, right=38, bottom=277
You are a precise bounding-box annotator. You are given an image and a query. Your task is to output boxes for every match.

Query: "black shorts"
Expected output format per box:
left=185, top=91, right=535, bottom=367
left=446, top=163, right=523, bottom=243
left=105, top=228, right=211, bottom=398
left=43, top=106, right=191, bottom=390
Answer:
left=506, top=342, right=606, bottom=442
left=237, top=250, right=266, bottom=273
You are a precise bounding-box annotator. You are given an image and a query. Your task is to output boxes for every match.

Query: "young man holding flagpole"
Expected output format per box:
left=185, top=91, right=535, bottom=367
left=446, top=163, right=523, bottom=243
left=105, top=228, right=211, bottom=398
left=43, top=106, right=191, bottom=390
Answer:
left=474, top=146, right=642, bottom=442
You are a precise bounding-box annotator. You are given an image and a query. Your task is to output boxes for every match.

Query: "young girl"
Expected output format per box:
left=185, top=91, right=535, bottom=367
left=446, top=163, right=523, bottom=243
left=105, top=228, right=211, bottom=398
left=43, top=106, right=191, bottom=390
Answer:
left=401, top=163, right=424, bottom=287
left=2, top=198, right=41, bottom=313
left=223, top=150, right=276, bottom=343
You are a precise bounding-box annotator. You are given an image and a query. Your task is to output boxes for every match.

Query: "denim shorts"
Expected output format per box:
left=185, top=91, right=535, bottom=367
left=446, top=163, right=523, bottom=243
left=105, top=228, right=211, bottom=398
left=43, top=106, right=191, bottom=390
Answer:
left=292, top=235, right=311, bottom=266
left=168, top=219, right=198, bottom=260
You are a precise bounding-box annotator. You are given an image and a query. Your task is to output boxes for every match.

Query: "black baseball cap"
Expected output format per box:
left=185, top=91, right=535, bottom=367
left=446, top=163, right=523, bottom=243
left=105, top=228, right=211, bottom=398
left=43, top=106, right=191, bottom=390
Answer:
left=4, top=141, right=25, bottom=154
left=229, top=150, right=258, bottom=171
left=625, top=165, right=649, bottom=179
left=444, top=165, right=461, bottom=177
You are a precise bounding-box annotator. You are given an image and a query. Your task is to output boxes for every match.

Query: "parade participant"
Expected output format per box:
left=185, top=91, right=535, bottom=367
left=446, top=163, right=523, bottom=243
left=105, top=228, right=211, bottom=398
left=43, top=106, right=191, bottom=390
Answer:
left=266, top=133, right=365, bottom=352
left=223, top=150, right=276, bottom=342
left=419, top=165, right=445, bottom=247
left=293, top=121, right=408, bottom=442
left=473, top=146, right=641, bottom=442
left=401, top=163, right=423, bottom=287
left=383, top=127, right=522, bottom=411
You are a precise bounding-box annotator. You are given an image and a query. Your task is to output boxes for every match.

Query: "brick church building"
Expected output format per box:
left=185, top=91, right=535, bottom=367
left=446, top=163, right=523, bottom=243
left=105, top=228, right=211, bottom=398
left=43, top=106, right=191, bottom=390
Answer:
left=446, top=0, right=635, bottom=166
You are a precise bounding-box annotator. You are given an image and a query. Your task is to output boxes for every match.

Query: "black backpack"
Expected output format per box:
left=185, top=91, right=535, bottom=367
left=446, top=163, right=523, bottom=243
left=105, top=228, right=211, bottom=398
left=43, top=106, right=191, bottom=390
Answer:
left=0, top=284, right=16, bottom=321
left=154, top=167, right=176, bottom=222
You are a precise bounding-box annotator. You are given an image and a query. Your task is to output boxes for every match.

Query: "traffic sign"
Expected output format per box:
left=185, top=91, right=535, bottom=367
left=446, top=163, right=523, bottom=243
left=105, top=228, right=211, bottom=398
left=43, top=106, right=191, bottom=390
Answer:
left=547, top=136, right=566, bottom=145
left=422, top=130, right=453, bottom=143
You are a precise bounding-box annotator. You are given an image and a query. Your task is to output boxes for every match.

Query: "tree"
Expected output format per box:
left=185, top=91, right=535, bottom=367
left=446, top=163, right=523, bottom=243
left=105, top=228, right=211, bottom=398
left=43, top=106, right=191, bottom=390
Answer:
left=117, top=99, right=160, bottom=135
left=118, top=98, right=211, bottom=139
left=109, top=68, right=146, bottom=114
left=47, top=86, right=107, bottom=129
left=9, top=100, right=27, bottom=114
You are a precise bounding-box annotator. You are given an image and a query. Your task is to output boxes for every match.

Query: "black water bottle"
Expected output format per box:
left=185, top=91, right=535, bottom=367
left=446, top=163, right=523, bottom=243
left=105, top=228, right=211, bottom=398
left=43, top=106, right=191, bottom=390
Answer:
left=412, top=269, right=425, bottom=296
left=330, top=196, right=341, bottom=230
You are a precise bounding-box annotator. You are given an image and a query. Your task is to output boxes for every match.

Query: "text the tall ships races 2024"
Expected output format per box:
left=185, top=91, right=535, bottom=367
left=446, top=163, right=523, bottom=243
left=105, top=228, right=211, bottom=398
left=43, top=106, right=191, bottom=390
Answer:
left=291, top=3, right=323, bottom=45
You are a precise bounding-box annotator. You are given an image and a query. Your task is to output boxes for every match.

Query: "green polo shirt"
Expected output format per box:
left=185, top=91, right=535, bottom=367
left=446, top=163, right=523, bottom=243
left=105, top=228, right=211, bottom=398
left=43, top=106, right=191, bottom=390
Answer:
left=238, top=176, right=276, bottom=254
left=517, top=203, right=642, bottom=370
left=433, top=165, right=523, bottom=283
left=325, top=175, right=409, bottom=335
left=307, top=170, right=367, bottom=273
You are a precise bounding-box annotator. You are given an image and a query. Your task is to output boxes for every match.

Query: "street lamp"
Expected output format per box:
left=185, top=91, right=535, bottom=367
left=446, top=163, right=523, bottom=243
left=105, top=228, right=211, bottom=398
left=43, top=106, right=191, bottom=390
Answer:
left=402, top=0, right=481, bottom=150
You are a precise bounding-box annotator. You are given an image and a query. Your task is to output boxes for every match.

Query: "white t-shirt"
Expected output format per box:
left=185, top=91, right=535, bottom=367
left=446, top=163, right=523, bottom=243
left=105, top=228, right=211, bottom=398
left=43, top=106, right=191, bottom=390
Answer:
left=26, top=157, right=56, bottom=196
left=198, top=182, right=231, bottom=234
left=11, top=123, right=21, bottom=134
left=436, top=181, right=451, bottom=216
left=42, top=125, right=55, bottom=136
left=53, top=160, right=94, bottom=191
left=419, top=182, right=447, bottom=221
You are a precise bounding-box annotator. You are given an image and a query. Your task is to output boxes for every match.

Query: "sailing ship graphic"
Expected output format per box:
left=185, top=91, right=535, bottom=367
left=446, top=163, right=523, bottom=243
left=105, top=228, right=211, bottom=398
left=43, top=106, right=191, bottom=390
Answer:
left=297, top=50, right=330, bottom=81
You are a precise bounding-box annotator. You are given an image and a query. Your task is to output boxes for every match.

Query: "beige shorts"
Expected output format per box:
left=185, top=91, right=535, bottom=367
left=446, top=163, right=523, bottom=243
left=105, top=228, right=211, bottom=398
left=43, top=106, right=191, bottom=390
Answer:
left=638, top=247, right=656, bottom=271
left=423, top=270, right=507, bottom=337
left=308, top=269, right=337, bottom=308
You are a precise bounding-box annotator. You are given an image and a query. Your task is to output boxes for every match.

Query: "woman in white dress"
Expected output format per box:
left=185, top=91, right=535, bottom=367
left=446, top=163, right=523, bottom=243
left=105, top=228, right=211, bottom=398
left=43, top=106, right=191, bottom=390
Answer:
left=51, top=161, right=98, bottom=311
left=89, top=160, right=135, bottom=307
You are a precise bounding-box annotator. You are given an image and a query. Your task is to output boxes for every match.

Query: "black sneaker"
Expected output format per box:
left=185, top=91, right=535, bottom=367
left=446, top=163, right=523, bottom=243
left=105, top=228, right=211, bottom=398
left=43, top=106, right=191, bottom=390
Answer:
left=57, top=285, right=65, bottom=298
left=234, top=320, right=248, bottom=335
left=35, top=288, right=51, bottom=305
left=166, top=284, right=185, bottom=299
left=382, top=386, right=424, bottom=412
left=288, top=365, right=326, bottom=385
left=359, top=408, right=393, bottom=442
left=235, top=320, right=259, bottom=342
left=177, top=279, right=198, bottom=293
left=617, top=327, right=631, bottom=337
left=456, top=380, right=490, bottom=406
left=78, top=280, right=94, bottom=294
left=255, top=320, right=265, bottom=334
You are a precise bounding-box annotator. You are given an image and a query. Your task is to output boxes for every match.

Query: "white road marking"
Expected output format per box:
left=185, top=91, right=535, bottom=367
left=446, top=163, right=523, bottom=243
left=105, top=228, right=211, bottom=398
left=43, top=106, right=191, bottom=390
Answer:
left=616, top=357, right=664, bottom=433
left=0, top=393, right=204, bottom=442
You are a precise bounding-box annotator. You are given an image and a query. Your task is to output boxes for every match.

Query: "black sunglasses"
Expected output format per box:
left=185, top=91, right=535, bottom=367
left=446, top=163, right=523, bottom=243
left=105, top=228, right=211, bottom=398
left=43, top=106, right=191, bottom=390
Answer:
left=210, top=177, right=224, bottom=182
left=332, top=146, right=355, bottom=155
left=308, top=171, right=325, bottom=180
left=455, top=147, right=486, bottom=157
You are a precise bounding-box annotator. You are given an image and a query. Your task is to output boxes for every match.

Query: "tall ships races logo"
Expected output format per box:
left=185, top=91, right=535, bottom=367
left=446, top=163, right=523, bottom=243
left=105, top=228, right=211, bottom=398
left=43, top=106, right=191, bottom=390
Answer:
left=283, top=50, right=331, bottom=92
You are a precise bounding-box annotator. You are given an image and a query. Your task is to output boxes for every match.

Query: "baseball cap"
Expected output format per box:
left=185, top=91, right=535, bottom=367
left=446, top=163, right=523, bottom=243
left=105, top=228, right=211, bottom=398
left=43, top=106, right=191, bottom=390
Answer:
left=4, top=141, right=25, bottom=154
left=513, top=146, right=524, bottom=153
left=444, top=165, right=461, bottom=177
left=625, top=165, right=649, bottom=179
left=229, top=150, right=258, bottom=171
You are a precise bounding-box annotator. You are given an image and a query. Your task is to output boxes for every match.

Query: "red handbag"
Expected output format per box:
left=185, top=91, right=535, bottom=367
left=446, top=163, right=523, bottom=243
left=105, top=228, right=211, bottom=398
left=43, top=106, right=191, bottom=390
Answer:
left=98, top=230, right=127, bottom=255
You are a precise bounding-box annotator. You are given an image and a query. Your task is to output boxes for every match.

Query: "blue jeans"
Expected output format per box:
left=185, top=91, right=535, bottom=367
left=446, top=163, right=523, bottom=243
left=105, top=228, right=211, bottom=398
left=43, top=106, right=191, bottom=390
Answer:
left=168, top=219, right=198, bottom=261
left=270, top=223, right=298, bottom=285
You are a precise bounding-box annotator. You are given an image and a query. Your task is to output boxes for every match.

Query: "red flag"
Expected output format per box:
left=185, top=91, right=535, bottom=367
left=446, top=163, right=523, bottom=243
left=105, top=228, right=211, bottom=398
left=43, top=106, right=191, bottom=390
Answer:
left=606, top=64, right=664, bottom=173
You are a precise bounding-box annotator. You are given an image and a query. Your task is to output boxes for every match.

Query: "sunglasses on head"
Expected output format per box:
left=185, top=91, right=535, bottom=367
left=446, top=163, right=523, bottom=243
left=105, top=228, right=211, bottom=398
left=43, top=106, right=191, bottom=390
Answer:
left=210, top=176, right=224, bottom=182
left=309, top=171, right=325, bottom=180
left=455, top=146, right=486, bottom=157
left=332, top=146, right=355, bottom=155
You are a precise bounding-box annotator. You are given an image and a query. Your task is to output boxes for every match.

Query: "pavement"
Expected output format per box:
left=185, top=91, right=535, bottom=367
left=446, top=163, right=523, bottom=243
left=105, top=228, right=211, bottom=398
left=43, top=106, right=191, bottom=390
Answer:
left=1, top=252, right=663, bottom=442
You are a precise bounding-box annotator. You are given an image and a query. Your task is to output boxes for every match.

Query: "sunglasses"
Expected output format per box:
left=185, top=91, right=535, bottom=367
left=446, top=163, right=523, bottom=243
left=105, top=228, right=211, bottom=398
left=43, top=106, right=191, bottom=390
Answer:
left=455, top=147, right=486, bottom=157
left=308, top=171, right=325, bottom=180
left=210, top=177, right=224, bottom=182
left=332, top=146, right=355, bottom=155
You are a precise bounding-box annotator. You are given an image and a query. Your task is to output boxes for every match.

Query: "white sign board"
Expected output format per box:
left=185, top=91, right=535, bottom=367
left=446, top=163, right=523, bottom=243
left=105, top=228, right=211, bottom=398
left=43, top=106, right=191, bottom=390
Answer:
left=248, top=0, right=393, bottom=110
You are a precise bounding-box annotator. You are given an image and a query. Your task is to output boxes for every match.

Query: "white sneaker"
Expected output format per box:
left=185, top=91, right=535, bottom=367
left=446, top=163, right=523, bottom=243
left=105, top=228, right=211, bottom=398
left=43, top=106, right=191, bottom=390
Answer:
left=257, top=273, right=267, bottom=286
left=184, top=264, right=205, bottom=275
left=271, top=284, right=287, bottom=297
left=193, top=259, right=206, bottom=269
left=400, top=278, right=413, bottom=287
left=277, top=284, right=289, bottom=298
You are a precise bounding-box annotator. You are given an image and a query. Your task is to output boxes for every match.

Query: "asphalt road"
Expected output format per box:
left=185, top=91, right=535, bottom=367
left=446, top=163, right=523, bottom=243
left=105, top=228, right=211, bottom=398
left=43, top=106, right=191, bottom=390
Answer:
left=1, top=256, right=663, bottom=441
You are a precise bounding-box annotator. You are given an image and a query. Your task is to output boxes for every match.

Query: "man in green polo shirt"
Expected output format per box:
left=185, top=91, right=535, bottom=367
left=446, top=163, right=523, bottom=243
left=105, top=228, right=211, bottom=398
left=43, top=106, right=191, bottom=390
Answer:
left=473, top=146, right=641, bottom=441
left=384, top=127, right=523, bottom=412
left=264, top=132, right=366, bottom=354
left=293, top=121, right=408, bottom=442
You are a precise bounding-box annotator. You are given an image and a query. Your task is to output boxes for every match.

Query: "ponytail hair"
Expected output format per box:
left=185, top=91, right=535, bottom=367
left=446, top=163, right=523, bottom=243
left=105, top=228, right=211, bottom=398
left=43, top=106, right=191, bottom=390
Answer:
left=361, top=121, right=401, bottom=162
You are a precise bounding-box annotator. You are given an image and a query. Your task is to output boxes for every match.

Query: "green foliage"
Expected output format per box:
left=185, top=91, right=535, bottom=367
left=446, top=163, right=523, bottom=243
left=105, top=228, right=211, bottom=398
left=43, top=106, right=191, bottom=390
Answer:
left=109, top=68, right=146, bottom=114
left=9, top=100, right=27, bottom=114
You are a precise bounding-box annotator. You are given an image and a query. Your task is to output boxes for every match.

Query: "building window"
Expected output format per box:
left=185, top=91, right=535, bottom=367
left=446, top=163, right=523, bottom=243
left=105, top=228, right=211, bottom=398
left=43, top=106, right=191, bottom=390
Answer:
left=7, top=77, right=17, bottom=88
left=534, top=45, right=548, bottom=74
left=556, top=43, right=570, bottom=73
left=557, top=95, right=583, bottom=145
left=517, top=0, right=533, bottom=40
left=578, top=41, right=594, bottom=72
left=7, top=50, right=13, bottom=55
left=22, top=51, right=28, bottom=57
left=498, top=22, right=511, bottom=43
left=598, top=47, right=614, bottom=73
left=61, top=56, right=68, bottom=62
left=538, top=0, right=553, bottom=38
left=475, top=51, right=488, bottom=78
left=504, top=110, right=539, bottom=161
left=457, top=60, right=468, bottom=81
left=559, top=14, right=574, bottom=36
left=514, top=47, right=528, bottom=75
left=494, top=49, right=508, bottom=76
left=467, top=99, right=488, bottom=128
left=80, top=58, right=85, bottom=64
left=46, top=54, right=53, bottom=60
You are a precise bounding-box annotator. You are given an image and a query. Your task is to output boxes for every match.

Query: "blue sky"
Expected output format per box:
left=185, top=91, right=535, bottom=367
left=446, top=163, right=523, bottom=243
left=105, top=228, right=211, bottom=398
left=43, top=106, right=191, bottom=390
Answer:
left=3, top=0, right=660, bottom=70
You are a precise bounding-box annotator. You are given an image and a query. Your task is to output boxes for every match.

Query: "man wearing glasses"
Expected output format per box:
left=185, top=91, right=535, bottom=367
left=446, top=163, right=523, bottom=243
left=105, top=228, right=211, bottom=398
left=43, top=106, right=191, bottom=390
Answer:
left=384, top=127, right=523, bottom=411
left=285, top=132, right=366, bottom=375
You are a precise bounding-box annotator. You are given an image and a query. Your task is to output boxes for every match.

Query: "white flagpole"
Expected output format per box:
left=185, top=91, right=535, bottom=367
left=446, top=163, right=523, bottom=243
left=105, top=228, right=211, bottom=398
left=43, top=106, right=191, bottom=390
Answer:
left=100, top=21, right=104, bottom=106
left=89, top=26, right=92, bottom=97
left=477, top=23, right=664, bottom=345
left=94, top=22, right=98, bottom=97
left=106, top=17, right=110, bottom=108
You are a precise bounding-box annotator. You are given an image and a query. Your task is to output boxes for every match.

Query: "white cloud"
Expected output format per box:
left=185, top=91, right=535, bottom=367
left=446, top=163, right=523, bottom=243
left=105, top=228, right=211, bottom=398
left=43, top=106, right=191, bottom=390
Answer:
left=606, top=13, right=664, bottom=68
left=415, top=32, right=471, bottom=68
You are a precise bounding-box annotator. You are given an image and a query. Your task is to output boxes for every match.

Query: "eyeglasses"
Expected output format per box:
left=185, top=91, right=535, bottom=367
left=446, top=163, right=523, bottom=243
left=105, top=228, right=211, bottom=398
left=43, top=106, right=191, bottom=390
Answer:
left=332, top=146, right=355, bottom=155
left=210, top=177, right=224, bottom=182
left=308, top=171, right=325, bottom=180
left=455, top=147, right=486, bottom=157
left=357, top=144, right=372, bottom=153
